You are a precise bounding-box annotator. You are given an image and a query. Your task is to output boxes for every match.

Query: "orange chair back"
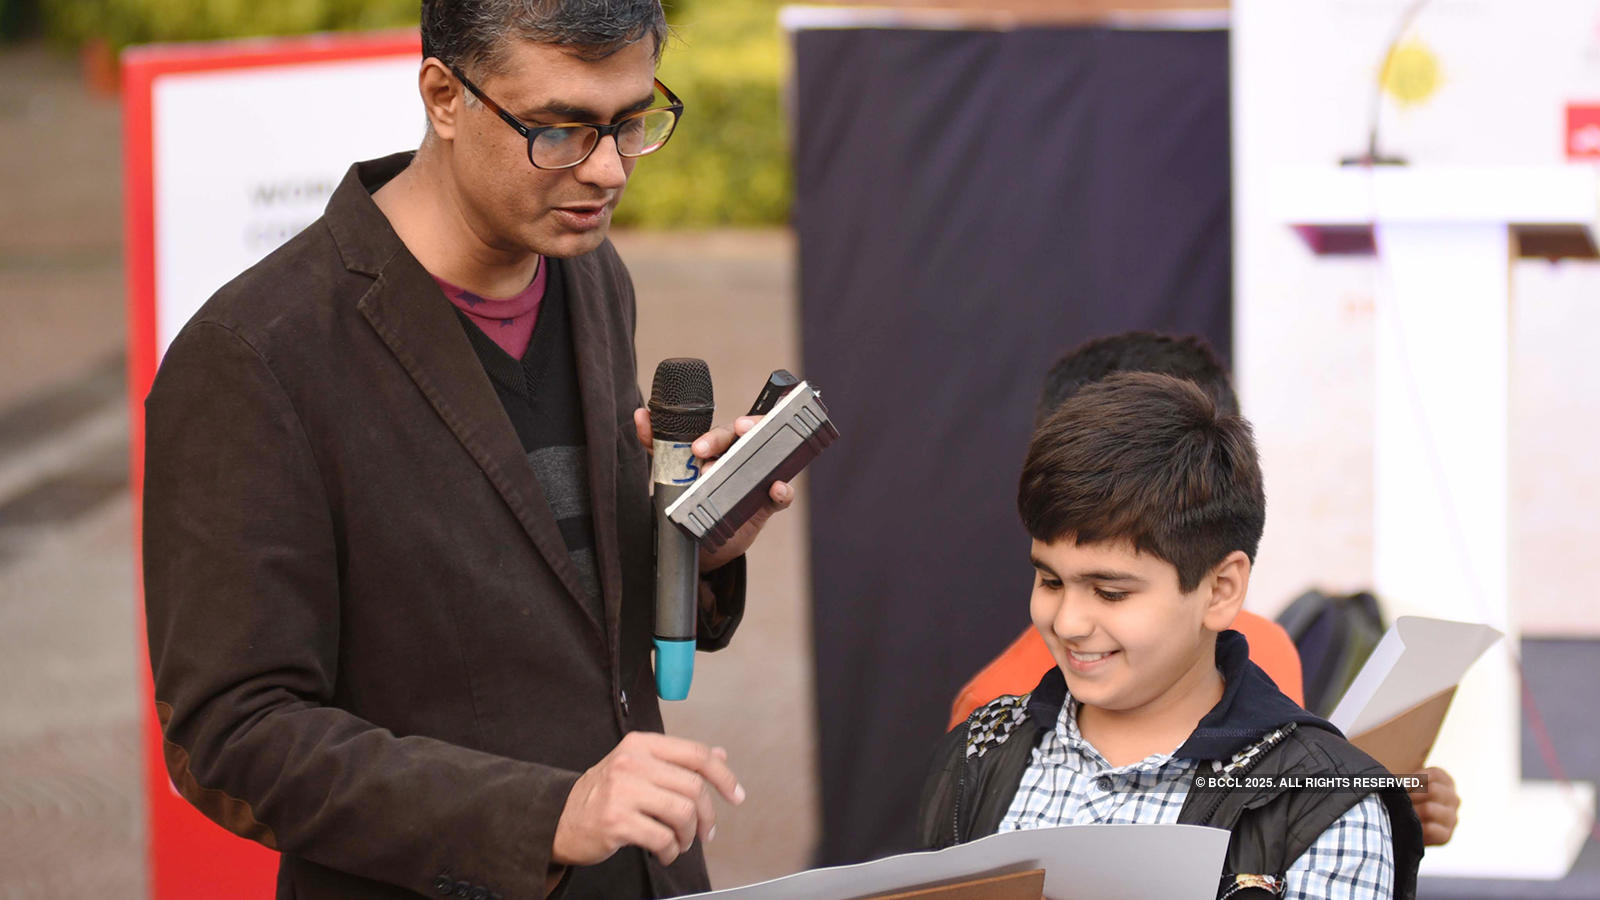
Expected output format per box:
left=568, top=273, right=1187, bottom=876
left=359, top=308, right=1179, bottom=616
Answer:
left=947, top=611, right=1305, bottom=730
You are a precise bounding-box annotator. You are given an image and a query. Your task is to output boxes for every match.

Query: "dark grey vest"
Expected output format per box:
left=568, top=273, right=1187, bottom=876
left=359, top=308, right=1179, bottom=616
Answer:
left=916, top=700, right=1424, bottom=900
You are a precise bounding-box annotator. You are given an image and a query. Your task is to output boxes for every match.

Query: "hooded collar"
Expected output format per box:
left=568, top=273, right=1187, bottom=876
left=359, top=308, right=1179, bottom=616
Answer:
left=1025, top=629, right=1340, bottom=762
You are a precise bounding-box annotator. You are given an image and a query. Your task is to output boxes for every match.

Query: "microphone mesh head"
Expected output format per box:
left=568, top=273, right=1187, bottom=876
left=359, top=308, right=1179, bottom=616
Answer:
left=648, top=358, right=715, bottom=441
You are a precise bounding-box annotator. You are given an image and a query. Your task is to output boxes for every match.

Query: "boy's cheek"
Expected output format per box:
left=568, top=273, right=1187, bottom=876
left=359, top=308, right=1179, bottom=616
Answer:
left=1028, top=591, right=1055, bottom=635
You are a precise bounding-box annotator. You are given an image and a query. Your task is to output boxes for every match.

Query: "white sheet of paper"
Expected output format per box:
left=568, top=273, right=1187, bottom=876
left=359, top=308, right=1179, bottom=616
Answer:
left=678, top=823, right=1230, bottom=900
left=1327, top=616, right=1503, bottom=737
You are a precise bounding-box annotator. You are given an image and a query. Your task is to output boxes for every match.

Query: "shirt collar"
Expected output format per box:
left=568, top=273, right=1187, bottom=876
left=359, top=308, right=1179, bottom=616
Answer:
left=1025, top=629, right=1339, bottom=761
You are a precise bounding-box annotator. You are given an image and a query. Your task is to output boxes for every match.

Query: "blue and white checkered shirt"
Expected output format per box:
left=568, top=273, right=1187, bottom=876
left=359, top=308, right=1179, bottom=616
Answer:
left=997, top=697, right=1394, bottom=900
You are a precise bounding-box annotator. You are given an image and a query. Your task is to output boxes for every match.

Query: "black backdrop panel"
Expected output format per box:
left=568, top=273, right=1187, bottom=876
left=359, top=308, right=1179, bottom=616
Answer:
left=793, top=26, right=1232, bottom=864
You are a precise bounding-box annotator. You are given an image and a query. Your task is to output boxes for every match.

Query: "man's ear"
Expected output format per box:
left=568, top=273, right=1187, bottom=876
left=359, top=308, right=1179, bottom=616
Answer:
left=420, top=58, right=463, bottom=141
left=1201, top=550, right=1251, bottom=632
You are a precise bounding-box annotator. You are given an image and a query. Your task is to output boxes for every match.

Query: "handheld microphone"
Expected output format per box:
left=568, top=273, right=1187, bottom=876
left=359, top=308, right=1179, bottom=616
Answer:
left=647, top=358, right=715, bottom=701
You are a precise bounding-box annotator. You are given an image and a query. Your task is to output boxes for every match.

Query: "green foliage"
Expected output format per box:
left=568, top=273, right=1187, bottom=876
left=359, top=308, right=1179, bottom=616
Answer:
left=43, top=0, right=416, bottom=47
left=43, top=0, right=791, bottom=226
left=615, top=0, right=790, bottom=227
left=2, top=0, right=40, bottom=40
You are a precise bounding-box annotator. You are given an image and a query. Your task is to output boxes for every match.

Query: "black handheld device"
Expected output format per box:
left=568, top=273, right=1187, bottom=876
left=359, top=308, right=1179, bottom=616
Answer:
left=664, top=370, right=837, bottom=549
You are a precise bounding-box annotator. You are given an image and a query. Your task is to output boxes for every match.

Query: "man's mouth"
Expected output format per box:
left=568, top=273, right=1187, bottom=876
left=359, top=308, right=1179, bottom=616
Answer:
left=553, top=202, right=610, bottom=230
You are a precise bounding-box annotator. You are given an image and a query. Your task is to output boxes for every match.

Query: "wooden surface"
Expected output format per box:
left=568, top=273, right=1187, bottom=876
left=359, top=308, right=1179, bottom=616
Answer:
left=860, top=869, right=1047, bottom=900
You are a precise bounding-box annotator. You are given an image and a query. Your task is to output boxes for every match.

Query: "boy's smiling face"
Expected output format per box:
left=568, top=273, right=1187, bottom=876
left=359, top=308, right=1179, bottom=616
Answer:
left=1029, top=536, right=1245, bottom=718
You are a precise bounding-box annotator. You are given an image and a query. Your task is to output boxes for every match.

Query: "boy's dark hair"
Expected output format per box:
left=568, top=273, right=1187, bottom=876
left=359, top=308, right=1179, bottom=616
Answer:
left=422, top=0, right=668, bottom=72
left=1019, top=372, right=1265, bottom=592
left=1036, top=331, right=1237, bottom=425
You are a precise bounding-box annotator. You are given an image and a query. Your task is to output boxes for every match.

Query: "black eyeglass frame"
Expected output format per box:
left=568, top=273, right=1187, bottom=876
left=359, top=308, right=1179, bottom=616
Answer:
left=449, top=64, right=685, bottom=170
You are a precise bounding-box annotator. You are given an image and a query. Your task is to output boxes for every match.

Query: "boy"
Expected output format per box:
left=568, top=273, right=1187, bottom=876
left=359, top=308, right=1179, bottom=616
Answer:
left=949, top=331, right=1459, bottom=847
left=918, top=372, right=1424, bottom=899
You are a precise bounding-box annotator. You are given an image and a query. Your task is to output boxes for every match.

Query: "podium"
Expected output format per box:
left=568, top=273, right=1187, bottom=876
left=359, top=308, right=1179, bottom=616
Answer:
left=1272, top=164, right=1599, bottom=880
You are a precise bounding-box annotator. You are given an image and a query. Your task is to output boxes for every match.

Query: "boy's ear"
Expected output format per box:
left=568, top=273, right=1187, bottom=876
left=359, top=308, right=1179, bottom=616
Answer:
left=1201, top=550, right=1252, bottom=632
left=420, top=58, right=463, bottom=141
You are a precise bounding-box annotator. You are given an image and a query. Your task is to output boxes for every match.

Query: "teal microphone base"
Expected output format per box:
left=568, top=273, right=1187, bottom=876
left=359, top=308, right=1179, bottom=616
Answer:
left=654, top=637, right=696, bottom=700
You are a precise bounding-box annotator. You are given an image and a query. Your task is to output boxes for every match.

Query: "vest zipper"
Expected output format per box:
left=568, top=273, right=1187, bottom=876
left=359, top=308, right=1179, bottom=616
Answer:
left=1194, top=723, right=1297, bottom=826
left=951, top=722, right=970, bottom=845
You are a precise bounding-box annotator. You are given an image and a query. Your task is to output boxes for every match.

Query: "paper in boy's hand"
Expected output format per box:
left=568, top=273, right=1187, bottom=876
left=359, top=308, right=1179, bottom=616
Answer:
left=676, top=823, right=1230, bottom=900
left=1327, top=616, right=1503, bottom=774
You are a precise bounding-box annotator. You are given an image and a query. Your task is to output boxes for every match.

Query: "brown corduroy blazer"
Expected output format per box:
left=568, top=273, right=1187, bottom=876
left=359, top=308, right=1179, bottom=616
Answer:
left=143, top=153, right=742, bottom=899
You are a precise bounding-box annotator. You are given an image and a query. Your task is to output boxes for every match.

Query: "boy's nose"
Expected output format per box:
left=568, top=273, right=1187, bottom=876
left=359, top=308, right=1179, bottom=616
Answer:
left=1052, top=593, right=1095, bottom=642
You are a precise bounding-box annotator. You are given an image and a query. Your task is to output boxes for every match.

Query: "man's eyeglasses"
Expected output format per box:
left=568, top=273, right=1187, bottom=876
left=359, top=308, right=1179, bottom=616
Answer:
left=450, top=65, right=684, bottom=170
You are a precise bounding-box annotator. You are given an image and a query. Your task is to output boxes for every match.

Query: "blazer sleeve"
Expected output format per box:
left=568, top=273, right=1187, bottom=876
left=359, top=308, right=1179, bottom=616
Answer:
left=143, top=321, right=577, bottom=898
left=696, top=556, right=746, bottom=651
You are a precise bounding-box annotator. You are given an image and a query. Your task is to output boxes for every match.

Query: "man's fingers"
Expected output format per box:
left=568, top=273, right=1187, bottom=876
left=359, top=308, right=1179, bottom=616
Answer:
left=690, top=425, right=737, bottom=460
left=691, top=415, right=765, bottom=458
left=623, top=812, right=681, bottom=866
left=633, top=744, right=724, bottom=845
left=693, top=779, right=718, bottom=843
left=638, top=754, right=714, bottom=805
left=769, top=480, right=794, bottom=508
left=633, top=783, right=700, bottom=855
left=643, top=735, right=746, bottom=806
left=633, top=408, right=652, bottom=451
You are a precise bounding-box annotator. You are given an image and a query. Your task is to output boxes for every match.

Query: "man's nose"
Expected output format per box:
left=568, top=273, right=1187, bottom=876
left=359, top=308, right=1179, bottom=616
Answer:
left=575, top=134, right=628, bottom=190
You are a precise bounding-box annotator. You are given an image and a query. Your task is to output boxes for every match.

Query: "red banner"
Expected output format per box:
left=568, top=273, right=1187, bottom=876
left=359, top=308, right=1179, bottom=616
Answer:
left=122, top=30, right=421, bottom=898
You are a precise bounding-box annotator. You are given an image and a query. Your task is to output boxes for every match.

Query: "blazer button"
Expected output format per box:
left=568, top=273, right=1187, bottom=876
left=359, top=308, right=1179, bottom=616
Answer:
left=620, top=689, right=631, bottom=717
left=454, top=881, right=472, bottom=897
left=470, top=887, right=489, bottom=900
left=433, top=874, right=454, bottom=895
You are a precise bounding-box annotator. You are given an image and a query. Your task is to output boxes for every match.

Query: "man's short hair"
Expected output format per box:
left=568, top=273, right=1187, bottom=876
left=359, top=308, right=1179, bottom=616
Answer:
left=1019, top=372, right=1265, bottom=592
left=422, top=0, right=668, bottom=72
left=1036, top=331, right=1236, bottom=425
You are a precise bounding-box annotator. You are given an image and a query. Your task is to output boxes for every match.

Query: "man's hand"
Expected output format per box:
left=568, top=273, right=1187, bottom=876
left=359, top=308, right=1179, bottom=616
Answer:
left=633, top=408, right=795, bottom=572
left=1413, top=766, right=1459, bottom=846
left=552, top=732, right=746, bottom=870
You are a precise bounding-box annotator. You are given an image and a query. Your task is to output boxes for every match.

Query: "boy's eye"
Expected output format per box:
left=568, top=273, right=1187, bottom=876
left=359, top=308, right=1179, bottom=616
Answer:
left=1094, top=587, right=1129, bottom=602
left=1036, top=575, right=1063, bottom=591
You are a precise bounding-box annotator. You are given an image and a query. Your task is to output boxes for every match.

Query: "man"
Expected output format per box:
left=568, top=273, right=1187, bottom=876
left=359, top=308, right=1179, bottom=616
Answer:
left=142, top=2, right=789, bottom=897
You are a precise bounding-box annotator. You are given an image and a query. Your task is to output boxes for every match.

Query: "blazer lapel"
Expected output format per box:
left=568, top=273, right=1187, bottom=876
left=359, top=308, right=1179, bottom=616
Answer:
left=358, top=263, right=599, bottom=626
left=327, top=159, right=599, bottom=626
left=562, top=257, right=625, bottom=641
